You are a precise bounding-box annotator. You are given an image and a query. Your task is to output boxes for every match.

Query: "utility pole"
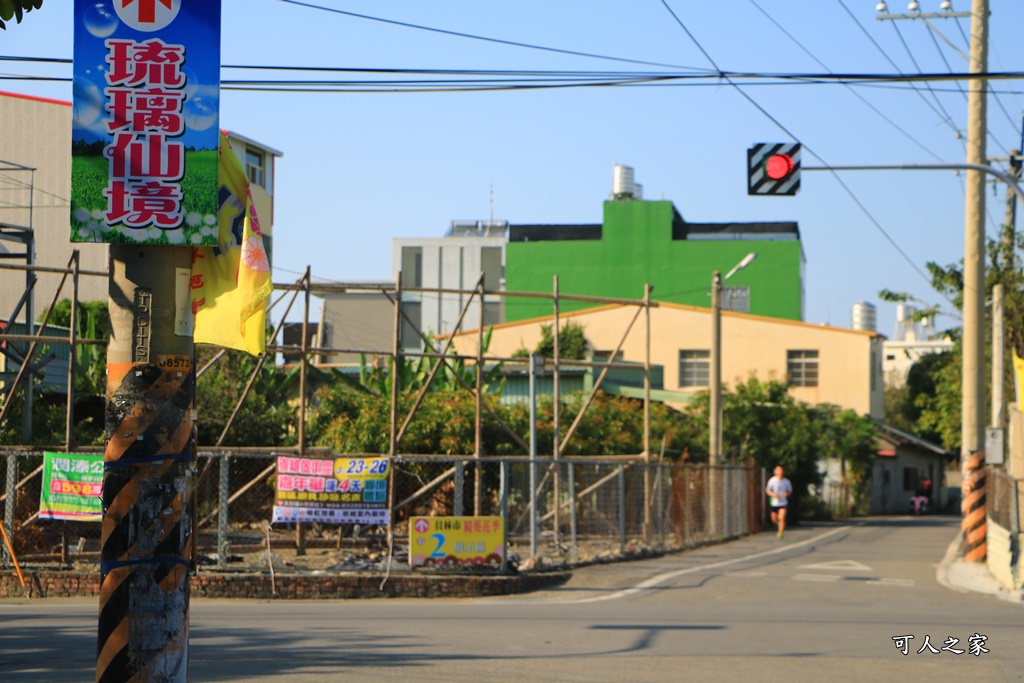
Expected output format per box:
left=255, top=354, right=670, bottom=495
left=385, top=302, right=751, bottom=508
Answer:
left=959, top=0, right=988, bottom=563
left=97, top=244, right=195, bottom=681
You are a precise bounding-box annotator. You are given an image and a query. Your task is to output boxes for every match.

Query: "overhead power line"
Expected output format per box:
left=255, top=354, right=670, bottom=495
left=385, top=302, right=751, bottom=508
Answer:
left=657, top=0, right=949, bottom=306
left=745, top=0, right=944, bottom=162
left=276, top=0, right=700, bottom=71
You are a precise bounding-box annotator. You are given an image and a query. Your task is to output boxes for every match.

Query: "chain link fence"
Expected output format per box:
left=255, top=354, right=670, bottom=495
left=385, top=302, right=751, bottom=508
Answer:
left=2, top=450, right=766, bottom=573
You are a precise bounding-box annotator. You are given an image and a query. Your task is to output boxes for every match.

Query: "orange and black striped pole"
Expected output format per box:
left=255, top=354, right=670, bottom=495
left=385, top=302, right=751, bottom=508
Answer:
left=960, top=450, right=986, bottom=562
left=97, top=244, right=195, bottom=683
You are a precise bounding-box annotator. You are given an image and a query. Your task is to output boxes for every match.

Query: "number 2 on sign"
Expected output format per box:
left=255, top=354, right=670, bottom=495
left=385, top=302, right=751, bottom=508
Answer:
left=430, top=533, right=446, bottom=558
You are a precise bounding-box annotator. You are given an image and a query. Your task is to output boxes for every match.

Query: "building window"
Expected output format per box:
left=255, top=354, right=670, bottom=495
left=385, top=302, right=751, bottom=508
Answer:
left=483, top=301, right=502, bottom=327
left=481, top=247, right=503, bottom=292
left=787, top=349, right=819, bottom=387
left=400, top=301, right=422, bottom=348
left=245, top=149, right=265, bottom=188
left=722, top=286, right=750, bottom=313
left=679, top=349, right=710, bottom=388
left=400, top=247, right=422, bottom=288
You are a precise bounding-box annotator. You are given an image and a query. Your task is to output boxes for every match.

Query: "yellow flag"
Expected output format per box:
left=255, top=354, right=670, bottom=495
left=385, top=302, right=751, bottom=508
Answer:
left=191, top=132, right=273, bottom=356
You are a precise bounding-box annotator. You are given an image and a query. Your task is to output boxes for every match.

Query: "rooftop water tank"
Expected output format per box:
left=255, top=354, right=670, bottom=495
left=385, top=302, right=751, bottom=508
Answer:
left=612, top=164, right=636, bottom=200
left=851, top=301, right=876, bottom=332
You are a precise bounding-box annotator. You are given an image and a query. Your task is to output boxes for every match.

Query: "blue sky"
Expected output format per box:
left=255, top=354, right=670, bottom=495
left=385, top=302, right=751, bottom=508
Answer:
left=4, top=0, right=1024, bottom=337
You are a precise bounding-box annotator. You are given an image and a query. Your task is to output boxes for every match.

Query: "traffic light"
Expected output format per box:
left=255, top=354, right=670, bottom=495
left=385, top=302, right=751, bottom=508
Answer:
left=748, top=143, right=801, bottom=196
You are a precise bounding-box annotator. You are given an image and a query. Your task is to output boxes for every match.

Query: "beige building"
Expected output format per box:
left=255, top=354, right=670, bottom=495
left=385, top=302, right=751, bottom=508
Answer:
left=448, top=301, right=885, bottom=418
left=315, top=284, right=396, bottom=364
left=0, top=90, right=281, bottom=318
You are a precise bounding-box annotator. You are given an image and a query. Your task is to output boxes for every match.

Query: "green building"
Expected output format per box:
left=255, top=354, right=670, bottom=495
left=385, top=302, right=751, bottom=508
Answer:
left=504, top=199, right=804, bottom=322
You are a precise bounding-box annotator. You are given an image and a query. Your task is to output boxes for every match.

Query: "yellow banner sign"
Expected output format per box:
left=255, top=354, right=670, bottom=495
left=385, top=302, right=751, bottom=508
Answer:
left=410, top=516, right=505, bottom=569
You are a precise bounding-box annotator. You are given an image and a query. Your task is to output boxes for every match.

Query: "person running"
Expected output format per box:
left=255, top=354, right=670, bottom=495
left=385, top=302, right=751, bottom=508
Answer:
left=765, top=465, right=792, bottom=538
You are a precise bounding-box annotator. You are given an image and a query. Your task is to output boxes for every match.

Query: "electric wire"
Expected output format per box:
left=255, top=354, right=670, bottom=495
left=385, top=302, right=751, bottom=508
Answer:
left=658, top=0, right=951, bottom=309
left=745, top=0, right=945, bottom=162
left=836, top=0, right=968, bottom=147
left=890, top=20, right=962, bottom=137
left=949, top=10, right=1023, bottom=151
left=276, top=0, right=700, bottom=72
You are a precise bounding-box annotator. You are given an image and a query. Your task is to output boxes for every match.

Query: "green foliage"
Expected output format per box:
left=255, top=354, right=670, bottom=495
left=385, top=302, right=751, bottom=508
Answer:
left=877, top=223, right=1024, bottom=454
left=884, top=350, right=951, bottom=446
left=39, top=299, right=109, bottom=396
left=815, top=406, right=878, bottom=515
left=354, top=330, right=505, bottom=397
left=0, top=0, right=43, bottom=30
left=689, top=377, right=870, bottom=508
left=0, top=390, right=102, bottom=447
left=308, top=387, right=527, bottom=456
left=913, top=347, right=963, bottom=452
left=535, top=321, right=587, bottom=360
left=195, top=347, right=297, bottom=447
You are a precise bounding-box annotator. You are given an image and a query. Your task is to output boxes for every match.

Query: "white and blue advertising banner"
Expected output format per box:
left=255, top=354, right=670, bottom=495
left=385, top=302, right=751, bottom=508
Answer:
left=71, top=0, right=221, bottom=246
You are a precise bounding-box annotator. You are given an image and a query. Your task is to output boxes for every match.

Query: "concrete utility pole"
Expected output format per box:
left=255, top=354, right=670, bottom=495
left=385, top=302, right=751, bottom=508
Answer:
left=960, top=0, right=988, bottom=563
left=97, top=244, right=195, bottom=682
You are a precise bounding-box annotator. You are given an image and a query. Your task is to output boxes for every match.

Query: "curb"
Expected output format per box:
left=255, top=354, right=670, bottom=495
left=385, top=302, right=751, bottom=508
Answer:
left=1, top=569, right=572, bottom=600
left=936, top=530, right=1023, bottom=604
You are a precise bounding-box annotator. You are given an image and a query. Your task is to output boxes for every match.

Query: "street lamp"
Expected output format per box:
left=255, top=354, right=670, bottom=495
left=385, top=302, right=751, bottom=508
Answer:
left=709, top=252, right=757, bottom=464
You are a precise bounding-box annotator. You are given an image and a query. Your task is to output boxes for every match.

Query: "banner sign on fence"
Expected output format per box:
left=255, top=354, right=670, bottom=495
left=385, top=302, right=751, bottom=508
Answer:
left=71, top=0, right=222, bottom=245
left=410, top=516, right=505, bottom=569
left=272, top=456, right=390, bottom=525
left=39, top=452, right=104, bottom=522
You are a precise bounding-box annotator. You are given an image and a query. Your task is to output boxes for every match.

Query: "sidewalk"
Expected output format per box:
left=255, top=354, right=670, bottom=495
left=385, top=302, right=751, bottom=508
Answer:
left=936, top=529, right=1024, bottom=604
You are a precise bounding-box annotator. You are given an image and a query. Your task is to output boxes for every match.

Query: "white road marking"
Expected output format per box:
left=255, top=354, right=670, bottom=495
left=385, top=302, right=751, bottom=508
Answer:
left=792, top=573, right=840, bottom=582
left=568, top=526, right=851, bottom=604
left=724, top=570, right=768, bottom=578
left=798, top=559, right=872, bottom=572
left=867, top=578, right=915, bottom=587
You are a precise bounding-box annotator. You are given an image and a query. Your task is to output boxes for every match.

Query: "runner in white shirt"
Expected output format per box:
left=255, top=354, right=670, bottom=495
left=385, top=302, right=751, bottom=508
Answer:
left=765, top=465, right=792, bottom=538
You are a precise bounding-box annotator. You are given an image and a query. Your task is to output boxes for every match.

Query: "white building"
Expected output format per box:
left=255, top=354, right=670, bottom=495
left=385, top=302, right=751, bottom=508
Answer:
left=393, top=220, right=508, bottom=349
left=882, top=302, right=952, bottom=384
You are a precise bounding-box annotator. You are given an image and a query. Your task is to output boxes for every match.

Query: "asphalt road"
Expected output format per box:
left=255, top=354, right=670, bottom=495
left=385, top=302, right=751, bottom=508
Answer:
left=1, top=516, right=1020, bottom=682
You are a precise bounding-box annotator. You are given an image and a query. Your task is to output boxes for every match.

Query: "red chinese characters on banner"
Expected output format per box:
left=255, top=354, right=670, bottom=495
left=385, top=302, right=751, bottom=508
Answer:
left=101, top=38, right=187, bottom=229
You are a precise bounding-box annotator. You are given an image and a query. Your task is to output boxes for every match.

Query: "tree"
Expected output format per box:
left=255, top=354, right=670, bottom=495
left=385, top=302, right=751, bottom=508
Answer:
left=689, top=377, right=835, bottom=512
left=815, top=405, right=878, bottom=514
left=879, top=223, right=1024, bottom=453
left=534, top=321, right=588, bottom=360
left=0, top=0, right=43, bottom=30
left=195, top=346, right=297, bottom=447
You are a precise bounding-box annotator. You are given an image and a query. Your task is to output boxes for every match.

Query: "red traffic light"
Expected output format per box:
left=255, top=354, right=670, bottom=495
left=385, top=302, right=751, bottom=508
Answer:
left=765, top=153, right=795, bottom=180
left=748, top=143, right=800, bottom=196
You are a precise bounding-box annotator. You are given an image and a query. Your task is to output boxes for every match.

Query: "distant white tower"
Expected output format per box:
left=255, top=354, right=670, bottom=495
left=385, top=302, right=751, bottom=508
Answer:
left=895, top=303, right=917, bottom=342
left=851, top=301, right=877, bottom=332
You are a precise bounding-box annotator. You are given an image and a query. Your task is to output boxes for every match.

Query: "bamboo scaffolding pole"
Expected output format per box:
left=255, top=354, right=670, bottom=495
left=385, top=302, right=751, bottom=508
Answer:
left=380, top=289, right=530, bottom=454
left=558, top=305, right=642, bottom=454
left=394, top=274, right=482, bottom=446
left=475, top=276, right=485, bottom=516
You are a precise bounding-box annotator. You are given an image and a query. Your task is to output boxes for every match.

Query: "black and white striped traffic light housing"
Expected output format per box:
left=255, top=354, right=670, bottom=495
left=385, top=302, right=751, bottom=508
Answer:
left=748, top=143, right=801, bottom=196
